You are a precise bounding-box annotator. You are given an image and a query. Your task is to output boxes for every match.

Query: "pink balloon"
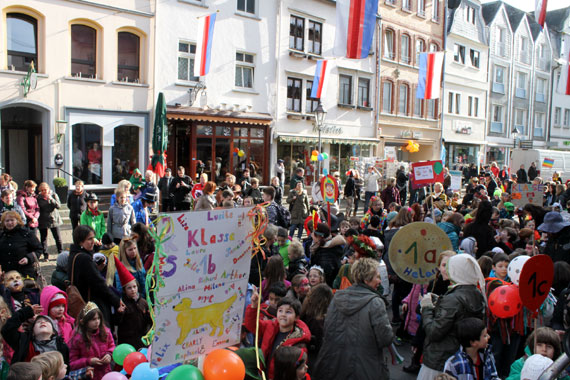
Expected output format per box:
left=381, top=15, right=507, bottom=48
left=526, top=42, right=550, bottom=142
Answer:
left=102, top=372, right=128, bottom=380
left=147, top=345, right=152, bottom=360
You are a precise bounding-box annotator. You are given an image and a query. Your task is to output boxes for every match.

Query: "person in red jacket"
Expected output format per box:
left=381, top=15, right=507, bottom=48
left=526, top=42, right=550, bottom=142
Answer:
left=244, top=291, right=311, bottom=380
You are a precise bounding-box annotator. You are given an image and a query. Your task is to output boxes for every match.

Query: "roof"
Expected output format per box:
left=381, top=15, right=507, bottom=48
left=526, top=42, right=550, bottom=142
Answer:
left=546, top=8, right=570, bottom=32
left=447, top=7, right=456, bottom=33
left=526, top=13, right=543, bottom=41
left=503, top=2, right=526, bottom=31
left=482, top=1, right=502, bottom=25
left=166, top=106, right=272, bottom=125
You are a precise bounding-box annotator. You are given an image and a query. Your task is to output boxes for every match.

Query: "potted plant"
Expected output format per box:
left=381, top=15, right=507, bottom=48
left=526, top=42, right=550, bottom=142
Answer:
left=53, top=177, right=68, bottom=203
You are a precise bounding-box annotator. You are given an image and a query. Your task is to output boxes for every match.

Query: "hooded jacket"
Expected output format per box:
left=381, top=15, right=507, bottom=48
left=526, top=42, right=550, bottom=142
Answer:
left=243, top=304, right=311, bottom=380
left=310, top=235, right=346, bottom=287
left=0, top=226, right=42, bottom=278
left=437, top=221, right=460, bottom=252
left=40, top=286, right=75, bottom=343
left=107, top=202, right=136, bottom=240
left=312, top=284, right=394, bottom=380
left=80, top=208, right=106, bottom=241
left=16, top=190, right=39, bottom=228
left=69, top=325, right=115, bottom=380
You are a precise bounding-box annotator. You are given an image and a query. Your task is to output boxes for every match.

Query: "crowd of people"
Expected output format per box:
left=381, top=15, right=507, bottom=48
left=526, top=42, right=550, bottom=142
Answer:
left=0, top=158, right=569, bottom=380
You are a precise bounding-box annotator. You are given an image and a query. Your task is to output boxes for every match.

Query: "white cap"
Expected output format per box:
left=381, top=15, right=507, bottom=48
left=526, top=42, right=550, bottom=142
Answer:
left=521, top=354, right=553, bottom=380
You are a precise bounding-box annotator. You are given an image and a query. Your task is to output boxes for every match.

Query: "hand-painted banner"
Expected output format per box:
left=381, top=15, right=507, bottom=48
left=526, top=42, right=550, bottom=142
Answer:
left=511, top=184, right=545, bottom=207
left=411, top=160, right=445, bottom=186
left=150, top=208, right=252, bottom=367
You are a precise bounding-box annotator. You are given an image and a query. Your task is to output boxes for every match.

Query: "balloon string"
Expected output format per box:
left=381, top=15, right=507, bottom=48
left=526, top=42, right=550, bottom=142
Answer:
left=142, top=215, right=173, bottom=347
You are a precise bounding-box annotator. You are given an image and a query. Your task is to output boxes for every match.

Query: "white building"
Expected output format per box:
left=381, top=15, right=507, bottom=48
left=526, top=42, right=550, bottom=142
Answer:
left=0, top=0, right=155, bottom=188
left=443, top=0, right=489, bottom=168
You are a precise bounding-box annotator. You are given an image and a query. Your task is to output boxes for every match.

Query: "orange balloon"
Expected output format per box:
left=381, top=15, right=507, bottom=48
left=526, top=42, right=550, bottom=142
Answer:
left=203, top=349, right=245, bottom=380
left=311, top=150, right=319, bottom=156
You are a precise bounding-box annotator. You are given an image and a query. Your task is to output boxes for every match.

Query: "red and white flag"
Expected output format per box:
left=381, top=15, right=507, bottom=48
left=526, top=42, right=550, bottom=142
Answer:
left=416, top=52, right=445, bottom=99
left=194, top=13, right=216, bottom=77
left=535, top=0, right=548, bottom=29
left=558, top=36, right=570, bottom=96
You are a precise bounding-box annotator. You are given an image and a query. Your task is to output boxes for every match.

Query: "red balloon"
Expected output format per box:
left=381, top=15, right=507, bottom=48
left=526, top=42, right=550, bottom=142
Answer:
left=203, top=349, right=245, bottom=380
left=123, top=352, right=147, bottom=374
left=489, top=284, right=522, bottom=319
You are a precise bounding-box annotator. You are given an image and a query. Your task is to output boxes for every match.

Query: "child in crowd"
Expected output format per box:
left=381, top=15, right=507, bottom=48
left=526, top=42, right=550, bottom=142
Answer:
left=362, top=215, right=383, bottom=239
left=50, top=252, right=69, bottom=291
left=114, top=257, right=151, bottom=350
left=7, top=362, right=42, bottom=380
left=338, top=221, right=350, bottom=237
left=273, top=346, right=310, bottom=380
left=348, top=217, right=361, bottom=233
left=275, top=228, right=291, bottom=268
left=287, top=241, right=307, bottom=281
left=307, top=266, right=325, bottom=288
left=260, top=282, right=287, bottom=320
left=300, top=284, right=333, bottom=374
left=506, top=327, right=568, bottom=380
left=261, top=256, right=290, bottom=302
left=115, top=238, right=146, bottom=296
left=2, top=304, right=69, bottom=364
left=1, top=270, right=40, bottom=313
left=39, top=286, right=74, bottom=343
left=244, top=293, right=310, bottom=380
left=68, top=302, right=115, bottom=380
left=488, top=252, right=510, bottom=282
left=401, top=282, right=429, bottom=341
left=245, top=178, right=263, bottom=204
left=286, top=275, right=310, bottom=304
left=443, top=317, right=499, bottom=380
left=31, top=351, right=67, bottom=380
left=495, top=227, right=517, bottom=254
left=99, top=233, right=119, bottom=287
left=79, top=193, right=106, bottom=244
left=478, top=256, right=493, bottom=278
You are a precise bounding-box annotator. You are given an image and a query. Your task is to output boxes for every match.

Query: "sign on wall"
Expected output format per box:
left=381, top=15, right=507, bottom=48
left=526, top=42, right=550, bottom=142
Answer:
left=150, top=209, right=252, bottom=367
left=511, top=184, right=545, bottom=207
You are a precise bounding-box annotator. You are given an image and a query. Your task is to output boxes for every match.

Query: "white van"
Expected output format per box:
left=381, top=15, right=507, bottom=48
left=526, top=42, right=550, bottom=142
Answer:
left=510, top=149, right=570, bottom=181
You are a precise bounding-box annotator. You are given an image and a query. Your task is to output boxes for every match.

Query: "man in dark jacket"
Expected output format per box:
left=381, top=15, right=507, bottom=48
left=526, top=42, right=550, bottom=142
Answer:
left=157, top=168, right=174, bottom=212
left=169, top=166, right=192, bottom=211
left=289, top=167, right=305, bottom=190
left=484, top=172, right=498, bottom=197
left=67, top=180, right=86, bottom=231
left=538, top=211, right=570, bottom=265
left=528, top=161, right=538, bottom=181
left=396, top=166, right=408, bottom=205
left=516, top=164, right=528, bottom=184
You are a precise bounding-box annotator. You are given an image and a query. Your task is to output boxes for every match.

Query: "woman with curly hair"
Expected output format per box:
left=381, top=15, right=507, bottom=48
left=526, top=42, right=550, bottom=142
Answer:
left=300, top=284, right=333, bottom=374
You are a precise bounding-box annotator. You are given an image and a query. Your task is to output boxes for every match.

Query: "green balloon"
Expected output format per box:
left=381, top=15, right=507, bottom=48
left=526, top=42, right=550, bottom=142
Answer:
left=112, top=344, right=136, bottom=366
left=322, top=152, right=329, bottom=159
left=166, top=365, right=204, bottom=380
left=433, top=161, right=443, bottom=175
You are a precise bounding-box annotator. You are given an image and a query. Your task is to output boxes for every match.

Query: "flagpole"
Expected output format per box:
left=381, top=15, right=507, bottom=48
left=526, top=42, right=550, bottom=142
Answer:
left=438, top=0, right=448, bottom=165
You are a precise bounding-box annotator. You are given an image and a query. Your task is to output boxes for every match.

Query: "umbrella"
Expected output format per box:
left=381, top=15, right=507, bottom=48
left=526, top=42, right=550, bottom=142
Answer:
left=148, top=92, right=168, bottom=177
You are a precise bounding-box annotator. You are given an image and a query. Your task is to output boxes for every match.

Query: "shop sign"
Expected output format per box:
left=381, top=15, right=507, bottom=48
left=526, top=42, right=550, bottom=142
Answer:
left=413, top=132, right=423, bottom=139
left=313, top=124, right=343, bottom=135
left=454, top=121, right=473, bottom=135
left=401, top=130, right=413, bottom=138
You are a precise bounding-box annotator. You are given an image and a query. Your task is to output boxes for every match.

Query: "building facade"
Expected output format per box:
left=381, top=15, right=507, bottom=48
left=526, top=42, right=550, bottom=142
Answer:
left=443, top=0, right=488, bottom=167
left=0, top=0, right=154, bottom=188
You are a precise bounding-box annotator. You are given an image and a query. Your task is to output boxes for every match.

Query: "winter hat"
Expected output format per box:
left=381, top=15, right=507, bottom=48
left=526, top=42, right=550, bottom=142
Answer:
left=114, top=255, right=136, bottom=287
left=56, top=251, right=69, bottom=270
left=101, top=233, right=114, bottom=246
left=386, top=211, right=398, bottom=224
left=520, top=354, right=553, bottom=380
left=459, top=237, right=477, bottom=256
left=93, top=253, right=107, bottom=266
left=493, top=189, right=502, bottom=197
left=446, top=254, right=486, bottom=300
left=33, top=315, right=59, bottom=335
left=346, top=234, right=377, bottom=259
left=49, top=293, right=67, bottom=311
left=491, top=247, right=505, bottom=255
left=504, top=202, right=515, bottom=212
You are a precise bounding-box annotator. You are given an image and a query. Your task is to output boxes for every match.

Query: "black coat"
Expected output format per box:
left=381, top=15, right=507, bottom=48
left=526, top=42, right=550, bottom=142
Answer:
left=544, top=226, right=570, bottom=265
left=67, top=191, right=87, bottom=222
left=517, top=168, right=528, bottom=184
left=463, top=222, right=497, bottom=258
left=528, top=165, right=538, bottom=181
left=2, top=306, right=69, bottom=365
left=37, top=194, right=62, bottom=229
left=311, top=235, right=345, bottom=287
left=157, top=176, right=174, bottom=199
left=344, top=177, right=355, bottom=197
left=115, top=295, right=151, bottom=350
left=0, top=226, right=42, bottom=278
left=169, top=175, right=192, bottom=204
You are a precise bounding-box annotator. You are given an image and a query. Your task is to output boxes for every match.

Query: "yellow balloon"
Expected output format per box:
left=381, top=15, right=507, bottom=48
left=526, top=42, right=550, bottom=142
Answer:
left=238, top=151, right=244, bottom=157
left=311, top=155, right=318, bottom=161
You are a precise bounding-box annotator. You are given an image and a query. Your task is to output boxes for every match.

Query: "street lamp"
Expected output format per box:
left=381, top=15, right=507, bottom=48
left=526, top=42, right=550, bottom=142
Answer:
left=314, top=102, right=327, bottom=175
left=511, top=126, right=520, bottom=148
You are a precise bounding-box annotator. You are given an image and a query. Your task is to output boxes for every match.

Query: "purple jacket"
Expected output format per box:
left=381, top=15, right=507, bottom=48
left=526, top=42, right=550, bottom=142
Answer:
left=16, top=190, right=39, bottom=228
left=402, top=283, right=428, bottom=336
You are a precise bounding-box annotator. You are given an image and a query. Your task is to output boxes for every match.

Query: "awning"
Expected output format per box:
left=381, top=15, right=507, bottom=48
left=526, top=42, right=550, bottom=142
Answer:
left=167, top=106, right=272, bottom=126
left=277, top=133, right=379, bottom=145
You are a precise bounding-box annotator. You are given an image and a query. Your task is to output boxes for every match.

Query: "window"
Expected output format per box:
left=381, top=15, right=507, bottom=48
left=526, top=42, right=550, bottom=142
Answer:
left=429, top=43, right=438, bottom=52
left=493, top=66, right=505, bottom=93
left=414, top=90, right=423, bottom=117
left=554, top=107, right=561, bottom=126
left=432, top=0, right=440, bottom=21
left=474, top=97, right=479, bottom=117
left=427, top=99, right=436, bottom=119
left=448, top=92, right=454, bottom=113
left=287, top=77, right=302, bottom=112
left=399, top=84, right=409, bottom=115
left=470, top=49, right=480, bottom=68
left=515, top=108, right=526, bottom=135
left=289, top=16, right=304, bottom=51
left=418, top=0, right=426, bottom=15
left=516, top=72, right=527, bottom=98
left=358, top=78, right=370, bottom=107
left=339, top=75, right=353, bottom=105
left=536, top=78, right=546, bottom=102
left=306, top=81, right=319, bottom=113
left=7, top=13, right=38, bottom=72
left=468, top=96, right=473, bottom=116
left=71, top=25, right=96, bottom=78
left=497, top=27, right=506, bottom=57
left=117, top=32, right=140, bottom=82
left=565, top=109, right=570, bottom=128
left=401, top=34, right=410, bottom=64
left=384, top=29, right=395, bottom=59
left=519, top=36, right=529, bottom=63
left=237, top=0, right=255, bottom=14
left=403, top=0, right=411, bottom=11
left=454, top=44, right=466, bottom=64
left=308, top=20, right=322, bottom=55
left=382, top=82, right=393, bottom=113
left=465, top=6, right=476, bottom=24
left=455, top=93, right=461, bottom=114
left=491, top=104, right=503, bottom=133
left=415, top=39, right=425, bottom=65
left=73, top=123, right=103, bottom=184
left=235, top=52, right=254, bottom=88
left=178, top=42, right=199, bottom=82
left=534, top=112, right=545, bottom=137
left=112, top=125, right=140, bottom=184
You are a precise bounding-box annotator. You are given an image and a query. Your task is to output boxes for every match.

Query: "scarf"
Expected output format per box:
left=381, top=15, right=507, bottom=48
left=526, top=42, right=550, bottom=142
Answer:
left=446, top=254, right=486, bottom=300
left=32, top=337, right=58, bottom=354
left=88, top=207, right=100, bottom=216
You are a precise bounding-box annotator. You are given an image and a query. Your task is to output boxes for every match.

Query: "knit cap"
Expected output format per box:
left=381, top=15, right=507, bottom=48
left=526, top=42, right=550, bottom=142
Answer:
left=49, top=293, right=67, bottom=311
left=520, top=354, right=553, bottom=380
left=504, top=202, right=515, bottom=212
left=101, top=233, right=114, bottom=246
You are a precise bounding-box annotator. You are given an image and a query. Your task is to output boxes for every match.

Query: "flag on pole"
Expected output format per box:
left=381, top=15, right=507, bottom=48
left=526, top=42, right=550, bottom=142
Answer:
left=558, top=36, right=570, bottom=96
left=535, top=0, right=548, bottom=29
left=416, top=52, right=445, bottom=99
left=334, top=0, right=379, bottom=59
left=194, top=13, right=216, bottom=77
left=310, top=60, right=329, bottom=99
left=542, top=158, right=554, bottom=168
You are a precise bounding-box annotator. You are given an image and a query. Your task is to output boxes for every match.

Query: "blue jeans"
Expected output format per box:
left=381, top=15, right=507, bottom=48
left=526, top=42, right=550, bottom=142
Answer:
left=289, top=223, right=303, bottom=239
left=364, top=191, right=376, bottom=212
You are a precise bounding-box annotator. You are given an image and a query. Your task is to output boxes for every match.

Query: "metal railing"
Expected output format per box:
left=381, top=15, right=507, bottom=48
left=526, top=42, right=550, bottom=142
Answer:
left=45, top=167, right=83, bottom=185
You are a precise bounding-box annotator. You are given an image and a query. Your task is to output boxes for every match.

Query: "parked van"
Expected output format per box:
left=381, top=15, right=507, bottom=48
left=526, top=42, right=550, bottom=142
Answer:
left=510, top=149, right=570, bottom=181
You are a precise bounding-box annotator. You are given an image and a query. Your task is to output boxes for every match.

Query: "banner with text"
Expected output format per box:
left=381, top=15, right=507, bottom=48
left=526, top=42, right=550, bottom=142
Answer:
left=511, top=184, right=545, bottom=207
left=150, top=208, right=252, bottom=367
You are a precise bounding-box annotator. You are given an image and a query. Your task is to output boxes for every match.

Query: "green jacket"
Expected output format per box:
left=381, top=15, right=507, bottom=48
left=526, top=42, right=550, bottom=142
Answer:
left=507, top=346, right=570, bottom=380
left=80, top=209, right=107, bottom=240
left=275, top=240, right=291, bottom=267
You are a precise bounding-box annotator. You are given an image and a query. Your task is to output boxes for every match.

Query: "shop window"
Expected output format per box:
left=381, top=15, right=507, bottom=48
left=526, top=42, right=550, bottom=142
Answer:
left=235, top=52, right=254, bottom=88
left=196, top=137, right=213, bottom=180
left=71, top=24, right=96, bottom=78
left=178, top=41, right=199, bottom=82
left=117, top=32, right=140, bottom=83
left=215, top=139, right=231, bottom=183
left=249, top=139, right=264, bottom=180
left=112, top=125, right=139, bottom=184
left=306, top=81, right=319, bottom=113
left=287, top=77, right=302, bottom=112
left=308, top=20, right=322, bottom=55
left=72, top=123, right=102, bottom=184
left=232, top=138, right=249, bottom=178
left=7, top=13, right=38, bottom=72
left=339, top=75, right=352, bottom=105
left=358, top=78, right=370, bottom=107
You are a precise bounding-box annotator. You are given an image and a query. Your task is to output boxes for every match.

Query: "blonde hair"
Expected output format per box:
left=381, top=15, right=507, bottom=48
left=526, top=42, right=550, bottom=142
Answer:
left=31, top=351, right=64, bottom=380
left=200, top=173, right=208, bottom=182
left=351, top=257, right=379, bottom=284
left=287, top=240, right=304, bottom=260
left=115, top=179, right=131, bottom=194
left=437, top=250, right=456, bottom=267
left=119, top=238, right=143, bottom=272
left=38, top=182, right=50, bottom=192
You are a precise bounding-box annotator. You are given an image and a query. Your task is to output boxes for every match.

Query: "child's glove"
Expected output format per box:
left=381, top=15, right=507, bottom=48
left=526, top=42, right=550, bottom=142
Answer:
left=419, top=293, right=434, bottom=311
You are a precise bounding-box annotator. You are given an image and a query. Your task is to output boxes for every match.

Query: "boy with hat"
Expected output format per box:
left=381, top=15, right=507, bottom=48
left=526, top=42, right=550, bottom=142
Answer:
left=113, top=256, right=151, bottom=350
left=80, top=193, right=106, bottom=243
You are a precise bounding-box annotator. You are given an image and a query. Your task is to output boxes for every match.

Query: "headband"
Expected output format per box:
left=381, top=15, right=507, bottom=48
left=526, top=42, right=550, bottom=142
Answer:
left=310, top=265, right=324, bottom=275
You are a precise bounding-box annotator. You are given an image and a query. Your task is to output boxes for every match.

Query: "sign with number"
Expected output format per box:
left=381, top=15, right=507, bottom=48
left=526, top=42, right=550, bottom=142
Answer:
left=388, top=222, right=452, bottom=284
left=411, top=160, right=445, bottom=186
left=150, top=208, right=253, bottom=367
left=320, top=175, right=339, bottom=204
left=519, top=254, right=553, bottom=312
left=511, top=184, right=545, bottom=207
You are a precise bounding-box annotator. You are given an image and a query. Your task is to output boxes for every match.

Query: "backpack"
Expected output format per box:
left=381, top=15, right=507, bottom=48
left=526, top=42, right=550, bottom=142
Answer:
left=276, top=205, right=291, bottom=228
